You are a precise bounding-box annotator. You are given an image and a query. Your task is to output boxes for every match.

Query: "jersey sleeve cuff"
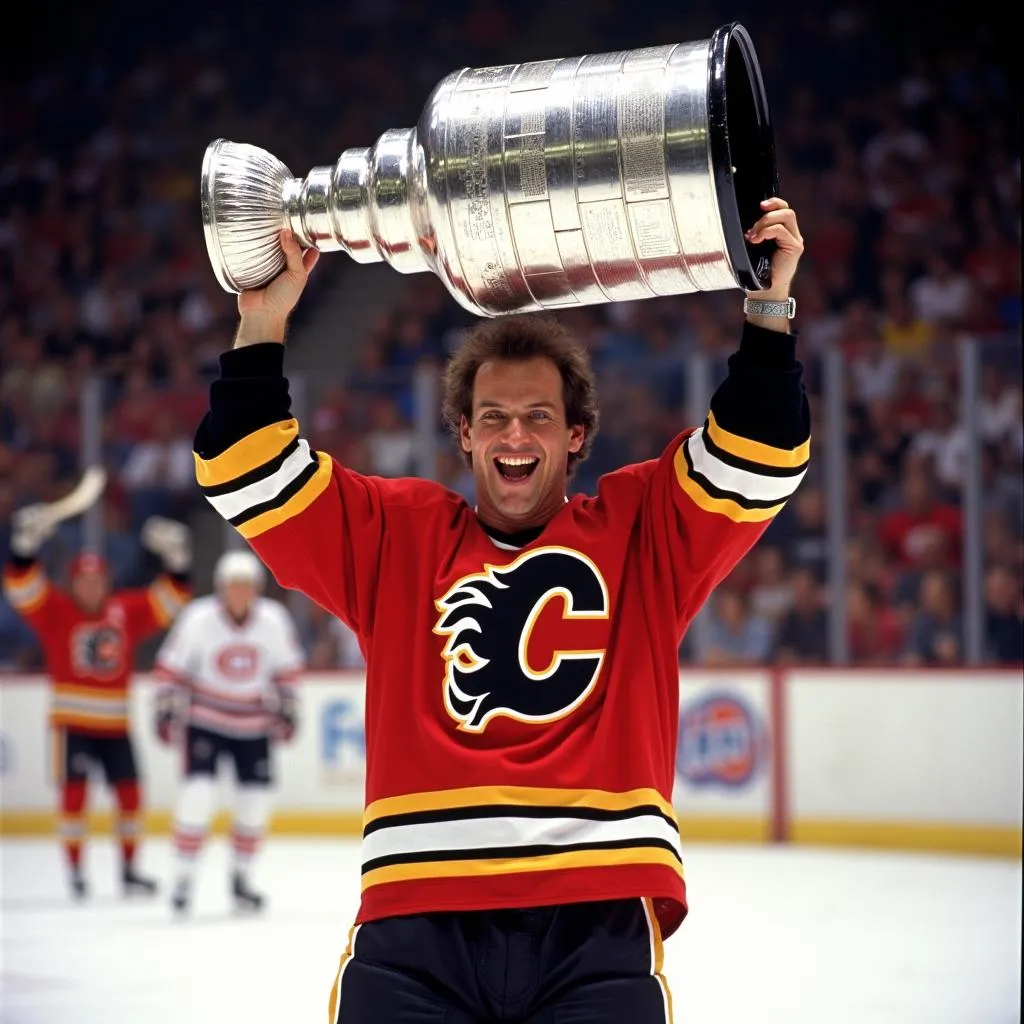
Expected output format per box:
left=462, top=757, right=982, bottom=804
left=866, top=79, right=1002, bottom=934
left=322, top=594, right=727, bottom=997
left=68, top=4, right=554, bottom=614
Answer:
left=737, top=322, right=798, bottom=368
left=219, top=343, right=285, bottom=380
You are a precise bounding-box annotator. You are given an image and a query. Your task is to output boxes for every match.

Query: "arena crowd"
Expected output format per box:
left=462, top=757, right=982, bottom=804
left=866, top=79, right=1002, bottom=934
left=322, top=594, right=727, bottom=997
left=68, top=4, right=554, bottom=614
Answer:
left=1, top=1, right=1019, bottom=669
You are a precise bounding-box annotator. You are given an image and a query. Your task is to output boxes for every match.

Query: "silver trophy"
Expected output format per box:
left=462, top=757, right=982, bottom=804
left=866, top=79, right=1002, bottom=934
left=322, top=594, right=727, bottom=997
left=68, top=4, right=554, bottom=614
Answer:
left=201, top=23, right=777, bottom=317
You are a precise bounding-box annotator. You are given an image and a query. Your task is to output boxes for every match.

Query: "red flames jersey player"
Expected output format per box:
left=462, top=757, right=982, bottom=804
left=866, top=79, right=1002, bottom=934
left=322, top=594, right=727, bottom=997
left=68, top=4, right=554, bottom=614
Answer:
left=196, top=200, right=809, bottom=1023
left=3, top=516, right=191, bottom=898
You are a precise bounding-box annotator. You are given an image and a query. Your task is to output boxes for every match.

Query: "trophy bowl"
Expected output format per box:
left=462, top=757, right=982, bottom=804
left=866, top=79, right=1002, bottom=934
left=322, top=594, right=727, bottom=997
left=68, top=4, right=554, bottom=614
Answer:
left=201, top=23, right=778, bottom=316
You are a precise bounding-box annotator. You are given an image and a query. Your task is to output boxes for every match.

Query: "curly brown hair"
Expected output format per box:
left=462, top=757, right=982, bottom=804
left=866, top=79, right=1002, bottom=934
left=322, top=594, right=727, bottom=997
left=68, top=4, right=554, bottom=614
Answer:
left=441, top=314, right=599, bottom=477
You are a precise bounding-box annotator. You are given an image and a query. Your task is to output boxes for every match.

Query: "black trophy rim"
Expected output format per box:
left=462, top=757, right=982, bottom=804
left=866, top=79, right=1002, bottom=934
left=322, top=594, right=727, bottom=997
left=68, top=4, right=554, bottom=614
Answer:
left=707, top=23, right=779, bottom=292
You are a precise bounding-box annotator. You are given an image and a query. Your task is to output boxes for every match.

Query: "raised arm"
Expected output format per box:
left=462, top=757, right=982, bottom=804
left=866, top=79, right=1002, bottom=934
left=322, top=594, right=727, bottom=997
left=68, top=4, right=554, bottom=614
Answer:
left=645, top=199, right=811, bottom=627
left=193, top=231, right=387, bottom=636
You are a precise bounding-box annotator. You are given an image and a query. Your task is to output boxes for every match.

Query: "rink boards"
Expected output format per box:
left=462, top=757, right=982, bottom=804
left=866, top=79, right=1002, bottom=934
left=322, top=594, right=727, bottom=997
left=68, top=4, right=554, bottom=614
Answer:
left=1, top=669, right=1021, bottom=857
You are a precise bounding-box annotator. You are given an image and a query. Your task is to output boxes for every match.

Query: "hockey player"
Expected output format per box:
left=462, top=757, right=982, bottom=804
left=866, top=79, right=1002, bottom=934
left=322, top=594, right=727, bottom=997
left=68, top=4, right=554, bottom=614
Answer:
left=154, top=549, right=303, bottom=914
left=3, top=507, right=191, bottom=899
left=196, top=198, right=809, bottom=1022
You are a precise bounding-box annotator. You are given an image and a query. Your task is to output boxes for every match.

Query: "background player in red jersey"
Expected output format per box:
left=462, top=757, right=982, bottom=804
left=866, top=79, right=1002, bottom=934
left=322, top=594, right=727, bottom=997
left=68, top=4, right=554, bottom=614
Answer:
left=196, top=198, right=807, bottom=1024
left=2, top=494, right=192, bottom=899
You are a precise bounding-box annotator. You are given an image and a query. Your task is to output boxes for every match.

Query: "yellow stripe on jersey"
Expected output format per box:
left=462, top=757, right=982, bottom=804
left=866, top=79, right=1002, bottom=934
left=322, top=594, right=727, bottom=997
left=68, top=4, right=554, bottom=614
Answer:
left=52, top=683, right=128, bottom=703
left=236, top=451, right=333, bottom=539
left=706, top=409, right=810, bottom=469
left=148, top=576, right=189, bottom=628
left=363, top=785, right=677, bottom=826
left=361, top=845, right=684, bottom=892
left=3, top=565, right=49, bottom=613
left=673, top=447, right=783, bottom=523
left=194, top=419, right=298, bottom=488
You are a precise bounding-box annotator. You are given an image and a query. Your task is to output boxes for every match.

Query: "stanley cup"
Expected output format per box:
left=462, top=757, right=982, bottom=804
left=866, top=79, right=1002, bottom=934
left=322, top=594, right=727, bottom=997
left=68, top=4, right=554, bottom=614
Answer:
left=201, top=23, right=778, bottom=317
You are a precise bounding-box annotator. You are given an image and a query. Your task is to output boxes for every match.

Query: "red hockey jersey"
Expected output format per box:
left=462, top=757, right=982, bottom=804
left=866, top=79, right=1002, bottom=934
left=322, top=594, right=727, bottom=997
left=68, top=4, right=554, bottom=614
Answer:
left=194, top=323, right=809, bottom=938
left=2, top=559, right=190, bottom=735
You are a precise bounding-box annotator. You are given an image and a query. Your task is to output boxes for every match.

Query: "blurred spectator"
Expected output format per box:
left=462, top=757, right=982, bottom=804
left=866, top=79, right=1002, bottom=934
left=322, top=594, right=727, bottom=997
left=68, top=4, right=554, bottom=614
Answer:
left=773, top=569, right=830, bottom=664
left=780, top=487, right=829, bottom=584
left=910, top=399, right=966, bottom=495
left=847, top=581, right=905, bottom=664
left=880, top=291, right=934, bottom=361
left=910, top=253, right=974, bottom=326
left=978, top=367, right=1023, bottom=449
left=693, top=587, right=774, bottom=667
left=749, top=546, right=794, bottom=626
left=119, top=410, right=197, bottom=527
left=981, top=443, right=1024, bottom=534
left=984, top=566, right=1024, bottom=664
left=879, top=468, right=962, bottom=571
left=850, top=333, right=900, bottom=403
left=903, top=570, right=964, bottom=666
left=304, top=602, right=366, bottom=670
left=365, top=398, right=416, bottom=477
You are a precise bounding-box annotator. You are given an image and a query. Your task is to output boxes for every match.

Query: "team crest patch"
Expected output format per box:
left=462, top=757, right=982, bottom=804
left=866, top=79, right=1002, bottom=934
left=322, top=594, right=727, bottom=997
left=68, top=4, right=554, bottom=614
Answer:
left=433, top=547, right=609, bottom=732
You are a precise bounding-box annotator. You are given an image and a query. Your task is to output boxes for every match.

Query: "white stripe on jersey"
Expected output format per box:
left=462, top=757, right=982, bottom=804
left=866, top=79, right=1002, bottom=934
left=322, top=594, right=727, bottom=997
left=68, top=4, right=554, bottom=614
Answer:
left=206, top=440, right=316, bottom=521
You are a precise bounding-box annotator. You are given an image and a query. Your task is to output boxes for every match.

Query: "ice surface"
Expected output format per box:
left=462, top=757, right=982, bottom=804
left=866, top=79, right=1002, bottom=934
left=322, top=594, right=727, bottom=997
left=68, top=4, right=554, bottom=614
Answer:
left=1, top=838, right=1020, bottom=1023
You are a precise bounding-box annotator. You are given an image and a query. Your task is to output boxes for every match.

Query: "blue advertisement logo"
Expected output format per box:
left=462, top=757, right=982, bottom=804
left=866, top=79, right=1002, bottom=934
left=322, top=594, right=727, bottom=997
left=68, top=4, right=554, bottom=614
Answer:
left=676, top=691, right=767, bottom=788
left=321, top=699, right=365, bottom=776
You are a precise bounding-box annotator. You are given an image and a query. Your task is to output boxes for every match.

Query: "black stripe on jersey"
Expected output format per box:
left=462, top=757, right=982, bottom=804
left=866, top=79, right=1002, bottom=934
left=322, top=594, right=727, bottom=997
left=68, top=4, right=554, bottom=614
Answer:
left=362, top=837, right=683, bottom=875
left=227, top=457, right=320, bottom=527
left=362, top=802, right=680, bottom=838
left=700, top=419, right=809, bottom=477
left=680, top=442, right=786, bottom=510
left=201, top=437, right=302, bottom=497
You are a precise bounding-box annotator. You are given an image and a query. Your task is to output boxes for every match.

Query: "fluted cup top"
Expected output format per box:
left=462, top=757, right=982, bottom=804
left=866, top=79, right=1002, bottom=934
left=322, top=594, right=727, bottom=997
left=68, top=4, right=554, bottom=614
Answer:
left=201, top=139, right=295, bottom=294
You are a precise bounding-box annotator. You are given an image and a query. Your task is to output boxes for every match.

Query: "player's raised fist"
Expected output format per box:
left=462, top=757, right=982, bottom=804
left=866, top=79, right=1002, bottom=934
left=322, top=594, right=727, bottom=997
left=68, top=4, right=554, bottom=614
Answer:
left=235, top=230, right=320, bottom=346
left=745, top=197, right=804, bottom=299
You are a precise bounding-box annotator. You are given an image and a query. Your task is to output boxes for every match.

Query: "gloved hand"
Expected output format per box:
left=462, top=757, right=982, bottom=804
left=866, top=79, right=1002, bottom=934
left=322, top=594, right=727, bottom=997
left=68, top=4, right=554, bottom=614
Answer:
left=156, top=707, right=176, bottom=745
left=155, top=687, right=178, bottom=744
left=10, top=503, right=61, bottom=558
left=275, top=701, right=298, bottom=743
left=141, top=517, right=193, bottom=574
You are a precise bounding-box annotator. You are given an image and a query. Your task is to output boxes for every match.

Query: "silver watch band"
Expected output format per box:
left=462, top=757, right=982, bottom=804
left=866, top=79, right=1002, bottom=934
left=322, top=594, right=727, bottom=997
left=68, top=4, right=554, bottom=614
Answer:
left=743, top=296, right=796, bottom=319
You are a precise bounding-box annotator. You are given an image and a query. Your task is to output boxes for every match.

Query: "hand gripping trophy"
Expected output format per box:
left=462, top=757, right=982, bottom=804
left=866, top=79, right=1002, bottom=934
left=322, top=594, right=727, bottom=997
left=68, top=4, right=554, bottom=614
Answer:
left=201, top=23, right=778, bottom=317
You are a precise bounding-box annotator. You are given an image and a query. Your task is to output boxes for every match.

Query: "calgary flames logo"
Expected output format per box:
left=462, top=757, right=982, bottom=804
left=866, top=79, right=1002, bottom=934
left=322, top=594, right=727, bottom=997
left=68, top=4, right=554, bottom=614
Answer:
left=71, top=623, right=125, bottom=679
left=433, top=547, right=609, bottom=733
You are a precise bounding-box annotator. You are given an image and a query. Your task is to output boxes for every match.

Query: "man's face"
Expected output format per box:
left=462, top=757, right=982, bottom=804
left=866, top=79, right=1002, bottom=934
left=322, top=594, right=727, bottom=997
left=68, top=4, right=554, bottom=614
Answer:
left=221, top=581, right=257, bottom=619
left=71, top=570, right=109, bottom=613
left=461, top=357, right=584, bottom=533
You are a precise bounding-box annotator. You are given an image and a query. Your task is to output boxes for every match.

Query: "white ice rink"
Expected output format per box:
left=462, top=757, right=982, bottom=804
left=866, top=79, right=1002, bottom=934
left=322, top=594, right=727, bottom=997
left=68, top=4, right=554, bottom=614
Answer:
left=0, top=837, right=1020, bottom=1023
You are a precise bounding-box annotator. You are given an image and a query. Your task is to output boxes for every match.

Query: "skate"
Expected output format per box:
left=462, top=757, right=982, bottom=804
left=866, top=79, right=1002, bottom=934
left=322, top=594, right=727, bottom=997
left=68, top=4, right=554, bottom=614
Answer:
left=171, top=878, right=191, bottom=915
left=122, top=864, right=159, bottom=897
left=70, top=866, right=88, bottom=901
left=232, top=870, right=265, bottom=912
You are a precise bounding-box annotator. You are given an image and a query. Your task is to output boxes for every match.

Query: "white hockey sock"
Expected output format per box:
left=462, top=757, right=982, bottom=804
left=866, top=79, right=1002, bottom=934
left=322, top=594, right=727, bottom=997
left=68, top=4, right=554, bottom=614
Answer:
left=231, top=784, right=272, bottom=878
left=172, top=775, right=216, bottom=885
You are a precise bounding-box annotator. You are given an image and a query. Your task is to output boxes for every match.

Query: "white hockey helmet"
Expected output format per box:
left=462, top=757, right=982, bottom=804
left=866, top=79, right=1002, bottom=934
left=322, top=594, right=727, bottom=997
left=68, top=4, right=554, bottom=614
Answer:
left=213, top=550, right=265, bottom=589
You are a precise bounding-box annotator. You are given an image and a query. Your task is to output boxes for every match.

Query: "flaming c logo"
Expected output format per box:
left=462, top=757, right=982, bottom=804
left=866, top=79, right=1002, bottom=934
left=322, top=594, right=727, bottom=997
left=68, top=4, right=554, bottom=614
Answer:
left=433, top=547, right=609, bottom=733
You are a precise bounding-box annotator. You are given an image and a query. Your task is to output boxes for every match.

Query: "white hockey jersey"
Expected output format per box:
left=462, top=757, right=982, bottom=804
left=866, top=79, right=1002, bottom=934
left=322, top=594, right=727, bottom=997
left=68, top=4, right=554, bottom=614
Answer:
left=155, top=595, right=304, bottom=738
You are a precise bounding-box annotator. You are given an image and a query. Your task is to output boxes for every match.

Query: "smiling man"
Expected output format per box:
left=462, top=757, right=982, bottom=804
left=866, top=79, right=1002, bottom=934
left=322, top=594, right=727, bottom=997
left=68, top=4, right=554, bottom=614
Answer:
left=195, top=198, right=809, bottom=1024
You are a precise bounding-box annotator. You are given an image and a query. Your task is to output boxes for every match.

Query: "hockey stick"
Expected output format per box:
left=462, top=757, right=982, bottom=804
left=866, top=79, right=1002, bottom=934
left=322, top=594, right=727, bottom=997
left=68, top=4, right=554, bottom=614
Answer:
left=46, top=466, right=108, bottom=523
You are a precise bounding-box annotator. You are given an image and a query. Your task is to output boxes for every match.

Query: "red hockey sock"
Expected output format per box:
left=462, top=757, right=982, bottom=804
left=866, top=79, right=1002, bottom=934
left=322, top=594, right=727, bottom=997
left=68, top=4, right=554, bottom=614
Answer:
left=113, top=780, right=141, bottom=865
left=59, top=780, right=87, bottom=869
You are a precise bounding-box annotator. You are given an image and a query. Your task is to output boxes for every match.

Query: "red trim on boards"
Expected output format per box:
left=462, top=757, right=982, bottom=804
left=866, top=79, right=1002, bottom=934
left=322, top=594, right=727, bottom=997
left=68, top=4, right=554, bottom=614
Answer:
left=769, top=668, right=788, bottom=843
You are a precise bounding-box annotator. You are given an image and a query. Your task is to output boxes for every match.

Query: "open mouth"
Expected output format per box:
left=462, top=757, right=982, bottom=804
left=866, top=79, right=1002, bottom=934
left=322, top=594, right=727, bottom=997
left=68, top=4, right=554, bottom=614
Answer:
left=494, top=455, right=539, bottom=483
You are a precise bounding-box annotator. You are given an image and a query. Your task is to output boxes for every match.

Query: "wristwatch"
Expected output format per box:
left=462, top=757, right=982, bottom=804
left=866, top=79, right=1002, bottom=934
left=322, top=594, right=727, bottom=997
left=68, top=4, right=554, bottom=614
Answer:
left=743, top=296, right=796, bottom=319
